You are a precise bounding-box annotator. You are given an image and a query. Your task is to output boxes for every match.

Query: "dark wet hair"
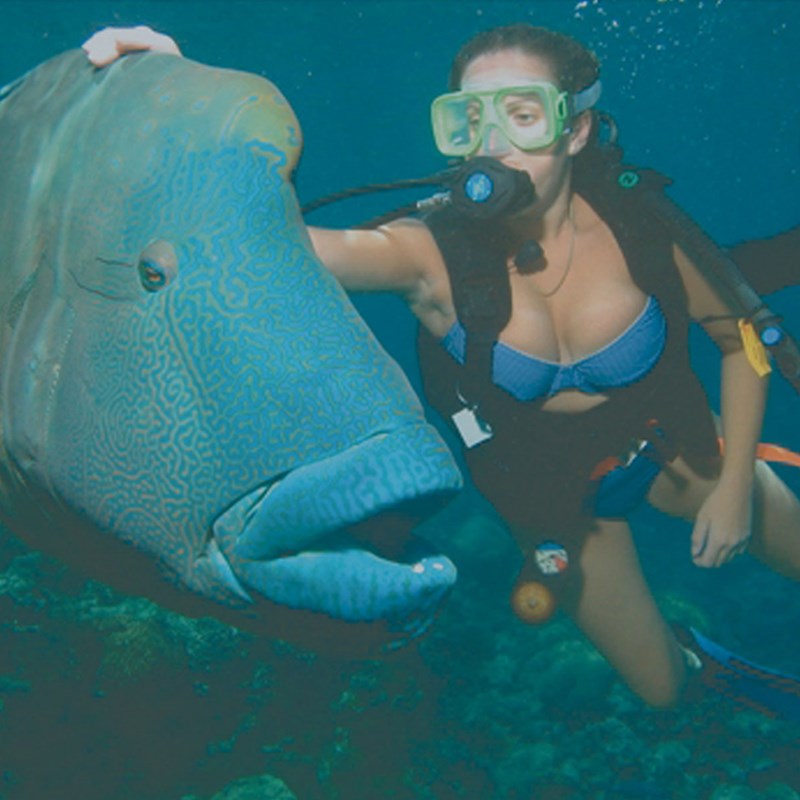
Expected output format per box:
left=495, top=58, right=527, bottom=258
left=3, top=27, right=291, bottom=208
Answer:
left=448, top=23, right=600, bottom=95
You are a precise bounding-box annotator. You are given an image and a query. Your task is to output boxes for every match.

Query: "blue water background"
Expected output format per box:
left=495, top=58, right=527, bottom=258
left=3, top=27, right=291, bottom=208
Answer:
left=1, top=2, right=799, bottom=798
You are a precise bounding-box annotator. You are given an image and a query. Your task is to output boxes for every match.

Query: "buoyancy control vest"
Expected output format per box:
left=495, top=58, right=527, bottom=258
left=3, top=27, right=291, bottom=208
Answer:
left=729, top=224, right=799, bottom=297
left=417, top=145, right=722, bottom=539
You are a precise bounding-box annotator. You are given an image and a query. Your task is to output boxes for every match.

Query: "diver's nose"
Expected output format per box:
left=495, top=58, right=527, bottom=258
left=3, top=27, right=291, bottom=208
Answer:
left=478, top=124, right=513, bottom=157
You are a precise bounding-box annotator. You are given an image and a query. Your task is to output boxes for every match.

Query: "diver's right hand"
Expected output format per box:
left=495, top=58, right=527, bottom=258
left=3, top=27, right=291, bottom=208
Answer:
left=82, top=26, right=182, bottom=67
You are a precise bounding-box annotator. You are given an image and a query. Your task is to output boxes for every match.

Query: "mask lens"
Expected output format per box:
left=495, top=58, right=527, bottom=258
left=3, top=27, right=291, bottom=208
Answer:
left=495, top=86, right=559, bottom=151
left=432, top=93, right=484, bottom=156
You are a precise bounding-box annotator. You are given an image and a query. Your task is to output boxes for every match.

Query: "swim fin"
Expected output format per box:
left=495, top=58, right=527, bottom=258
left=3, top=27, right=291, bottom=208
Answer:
left=686, top=627, right=800, bottom=723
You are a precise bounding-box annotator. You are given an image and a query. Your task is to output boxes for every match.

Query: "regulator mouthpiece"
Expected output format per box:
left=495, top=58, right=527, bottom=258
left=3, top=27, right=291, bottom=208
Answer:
left=447, top=157, right=537, bottom=221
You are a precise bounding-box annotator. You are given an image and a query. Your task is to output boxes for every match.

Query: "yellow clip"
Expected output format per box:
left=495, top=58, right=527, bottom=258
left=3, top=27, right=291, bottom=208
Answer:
left=738, top=319, right=772, bottom=377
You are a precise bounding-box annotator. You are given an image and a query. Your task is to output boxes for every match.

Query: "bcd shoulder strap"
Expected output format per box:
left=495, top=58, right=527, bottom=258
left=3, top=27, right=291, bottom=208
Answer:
left=580, top=147, right=800, bottom=394
left=422, top=204, right=512, bottom=402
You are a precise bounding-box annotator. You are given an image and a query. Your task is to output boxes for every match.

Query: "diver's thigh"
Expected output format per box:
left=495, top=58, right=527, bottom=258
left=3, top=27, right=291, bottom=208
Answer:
left=748, top=460, right=800, bottom=575
left=647, top=455, right=720, bottom=519
left=649, top=455, right=800, bottom=575
left=557, top=519, right=686, bottom=707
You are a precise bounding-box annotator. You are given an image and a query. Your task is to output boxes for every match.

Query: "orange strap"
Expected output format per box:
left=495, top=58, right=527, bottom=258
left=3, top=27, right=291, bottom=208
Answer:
left=740, top=440, right=800, bottom=469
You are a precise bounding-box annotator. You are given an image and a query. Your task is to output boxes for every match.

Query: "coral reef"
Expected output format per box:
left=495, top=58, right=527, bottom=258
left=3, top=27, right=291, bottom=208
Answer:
left=1, top=499, right=799, bottom=800
left=182, top=772, right=296, bottom=800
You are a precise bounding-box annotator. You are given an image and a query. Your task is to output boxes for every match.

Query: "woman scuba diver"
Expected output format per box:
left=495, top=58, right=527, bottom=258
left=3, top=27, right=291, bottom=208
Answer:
left=83, top=22, right=800, bottom=712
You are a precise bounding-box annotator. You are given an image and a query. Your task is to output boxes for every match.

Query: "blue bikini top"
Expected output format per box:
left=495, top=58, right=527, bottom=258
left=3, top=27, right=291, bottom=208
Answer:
left=440, top=294, right=667, bottom=401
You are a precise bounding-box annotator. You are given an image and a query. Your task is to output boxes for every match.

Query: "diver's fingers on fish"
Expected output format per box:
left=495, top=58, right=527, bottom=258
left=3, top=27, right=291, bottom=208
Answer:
left=82, top=25, right=181, bottom=67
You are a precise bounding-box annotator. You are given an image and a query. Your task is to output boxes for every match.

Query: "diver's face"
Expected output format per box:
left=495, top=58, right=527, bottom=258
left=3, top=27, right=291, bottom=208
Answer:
left=460, top=49, right=583, bottom=211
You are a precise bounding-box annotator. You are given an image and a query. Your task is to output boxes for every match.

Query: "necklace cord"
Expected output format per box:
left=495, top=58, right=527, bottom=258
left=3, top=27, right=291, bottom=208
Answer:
left=535, top=202, right=576, bottom=298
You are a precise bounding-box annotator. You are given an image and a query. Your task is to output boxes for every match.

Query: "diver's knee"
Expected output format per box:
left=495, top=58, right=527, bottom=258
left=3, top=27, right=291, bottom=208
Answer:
left=628, top=648, right=691, bottom=709
left=635, top=677, right=685, bottom=709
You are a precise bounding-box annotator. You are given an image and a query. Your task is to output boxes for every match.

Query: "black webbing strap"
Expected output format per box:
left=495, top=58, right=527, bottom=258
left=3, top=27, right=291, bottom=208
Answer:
left=423, top=205, right=512, bottom=402
left=633, top=173, right=800, bottom=394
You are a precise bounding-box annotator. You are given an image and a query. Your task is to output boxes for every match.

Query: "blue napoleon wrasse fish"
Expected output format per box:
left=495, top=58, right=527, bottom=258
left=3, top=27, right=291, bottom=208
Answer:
left=0, top=49, right=463, bottom=650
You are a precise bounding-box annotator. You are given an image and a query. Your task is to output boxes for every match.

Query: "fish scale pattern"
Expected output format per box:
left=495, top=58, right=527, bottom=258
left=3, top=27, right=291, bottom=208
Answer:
left=54, top=135, right=429, bottom=579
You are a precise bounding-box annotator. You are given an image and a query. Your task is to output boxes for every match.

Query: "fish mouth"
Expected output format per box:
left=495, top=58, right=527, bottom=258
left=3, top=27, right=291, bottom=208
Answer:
left=201, top=423, right=462, bottom=634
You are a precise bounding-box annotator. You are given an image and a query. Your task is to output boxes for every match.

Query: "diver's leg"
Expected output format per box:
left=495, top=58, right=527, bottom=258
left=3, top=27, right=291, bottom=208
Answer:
left=643, top=456, right=800, bottom=720
left=646, top=454, right=720, bottom=519
left=556, top=519, right=688, bottom=707
left=648, top=455, right=800, bottom=578
left=746, top=460, right=800, bottom=578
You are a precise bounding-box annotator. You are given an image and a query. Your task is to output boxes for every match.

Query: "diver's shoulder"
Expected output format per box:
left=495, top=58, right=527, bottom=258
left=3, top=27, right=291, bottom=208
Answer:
left=379, top=219, right=454, bottom=333
left=379, top=217, right=448, bottom=278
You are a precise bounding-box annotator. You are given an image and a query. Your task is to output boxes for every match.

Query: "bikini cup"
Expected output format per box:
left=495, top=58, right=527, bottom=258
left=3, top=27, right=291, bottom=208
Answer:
left=440, top=294, right=667, bottom=401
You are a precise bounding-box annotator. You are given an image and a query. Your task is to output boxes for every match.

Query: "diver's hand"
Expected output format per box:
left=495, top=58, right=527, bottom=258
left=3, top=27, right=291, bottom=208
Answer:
left=691, top=482, right=753, bottom=568
left=82, top=26, right=181, bottom=67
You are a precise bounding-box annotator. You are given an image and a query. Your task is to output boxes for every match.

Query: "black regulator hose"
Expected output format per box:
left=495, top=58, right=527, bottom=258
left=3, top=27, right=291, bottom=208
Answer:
left=301, top=157, right=536, bottom=228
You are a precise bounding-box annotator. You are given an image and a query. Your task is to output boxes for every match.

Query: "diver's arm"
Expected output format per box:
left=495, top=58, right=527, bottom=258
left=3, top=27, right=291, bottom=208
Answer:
left=674, top=244, right=768, bottom=568
left=82, top=26, right=181, bottom=66
left=308, top=220, right=447, bottom=305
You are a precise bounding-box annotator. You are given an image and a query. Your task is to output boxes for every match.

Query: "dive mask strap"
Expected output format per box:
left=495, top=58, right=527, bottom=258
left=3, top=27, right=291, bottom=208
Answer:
left=571, top=79, right=602, bottom=115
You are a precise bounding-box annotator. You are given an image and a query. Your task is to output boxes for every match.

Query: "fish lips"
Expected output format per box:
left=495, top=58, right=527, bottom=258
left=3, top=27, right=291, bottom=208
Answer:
left=210, top=423, right=462, bottom=624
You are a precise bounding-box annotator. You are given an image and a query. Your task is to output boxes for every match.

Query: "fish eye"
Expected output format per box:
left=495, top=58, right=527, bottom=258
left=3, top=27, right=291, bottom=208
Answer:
left=139, top=261, right=169, bottom=291
left=137, top=240, right=178, bottom=292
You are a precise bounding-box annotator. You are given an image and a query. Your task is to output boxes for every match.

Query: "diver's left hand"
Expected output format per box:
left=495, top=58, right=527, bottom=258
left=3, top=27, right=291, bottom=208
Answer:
left=82, top=25, right=181, bottom=67
left=691, top=482, right=753, bottom=568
